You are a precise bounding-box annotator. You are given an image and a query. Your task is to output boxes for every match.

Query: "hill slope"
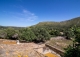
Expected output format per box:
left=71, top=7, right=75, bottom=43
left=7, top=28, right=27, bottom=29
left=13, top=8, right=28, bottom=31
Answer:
left=35, top=17, right=80, bottom=30
left=0, top=17, right=80, bottom=29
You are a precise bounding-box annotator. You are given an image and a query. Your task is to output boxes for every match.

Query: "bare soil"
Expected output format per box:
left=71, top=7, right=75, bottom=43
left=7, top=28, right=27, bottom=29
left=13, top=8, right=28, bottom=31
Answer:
left=0, top=39, right=45, bottom=57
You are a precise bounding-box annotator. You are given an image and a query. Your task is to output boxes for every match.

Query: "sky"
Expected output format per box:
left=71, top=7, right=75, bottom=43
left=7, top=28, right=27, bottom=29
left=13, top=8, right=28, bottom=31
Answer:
left=0, top=0, right=80, bottom=27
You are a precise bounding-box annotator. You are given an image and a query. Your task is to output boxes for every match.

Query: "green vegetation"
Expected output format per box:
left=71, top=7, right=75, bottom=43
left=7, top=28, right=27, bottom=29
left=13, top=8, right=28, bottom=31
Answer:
left=0, top=17, right=80, bottom=43
left=36, top=17, right=80, bottom=30
left=31, top=26, right=50, bottom=42
left=64, top=46, right=80, bottom=57
left=20, top=28, right=36, bottom=42
left=64, top=27, right=80, bottom=57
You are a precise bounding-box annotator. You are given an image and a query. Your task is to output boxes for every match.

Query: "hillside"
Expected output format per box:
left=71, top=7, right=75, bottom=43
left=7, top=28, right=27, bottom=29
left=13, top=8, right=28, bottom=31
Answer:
left=36, top=17, right=80, bottom=30
left=0, top=26, right=24, bottom=30
left=0, top=17, right=80, bottom=30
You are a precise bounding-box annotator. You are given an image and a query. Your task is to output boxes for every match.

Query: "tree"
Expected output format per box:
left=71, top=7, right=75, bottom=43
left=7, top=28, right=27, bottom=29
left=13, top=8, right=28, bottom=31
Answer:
left=31, top=26, right=50, bottom=42
left=49, top=30, right=55, bottom=36
left=64, top=26, right=80, bottom=57
left=21, top=28, right=36, bottom=42
left=5, top=28, right=19, bottom=40
left=54, top=30, right=61, bottom=36
left=0, top=29, right=7, bottom=39
left=49, top=30, right=61, bottom=37
left=74, top=27, right=80, bottom=43
left=64, top=45, right=80, bottom=57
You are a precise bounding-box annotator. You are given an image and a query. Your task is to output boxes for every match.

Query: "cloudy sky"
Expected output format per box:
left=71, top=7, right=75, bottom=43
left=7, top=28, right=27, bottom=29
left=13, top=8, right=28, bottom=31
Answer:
left=0, top=0, right=80, bottom=27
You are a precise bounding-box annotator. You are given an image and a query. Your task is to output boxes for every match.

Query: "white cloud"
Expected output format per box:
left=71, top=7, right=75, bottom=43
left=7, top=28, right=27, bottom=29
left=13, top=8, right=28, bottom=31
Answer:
left=12, top=9, right=38, bottom=22
left=22, top=9, right=38, bottom=21
left=23, top=9, right=28, bottom=13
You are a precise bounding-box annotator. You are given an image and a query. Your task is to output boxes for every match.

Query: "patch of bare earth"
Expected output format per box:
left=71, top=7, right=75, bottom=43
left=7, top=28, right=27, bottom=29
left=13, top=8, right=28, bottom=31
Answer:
left=0, top=40, right=45, bottom=57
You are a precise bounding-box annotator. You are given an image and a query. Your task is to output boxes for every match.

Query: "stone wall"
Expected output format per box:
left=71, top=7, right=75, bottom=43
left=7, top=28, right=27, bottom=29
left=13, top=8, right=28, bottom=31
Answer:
left=45, top=44, right=64, bottom=57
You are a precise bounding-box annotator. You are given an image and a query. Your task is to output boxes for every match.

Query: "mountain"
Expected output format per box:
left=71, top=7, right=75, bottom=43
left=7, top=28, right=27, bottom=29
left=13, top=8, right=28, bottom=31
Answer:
left=0, top=26, right=25, bottom=29
left=61, top=17, right=80, bottom=27
left=35, top=17, right=80, bottom=30
left=0, top=17, right=80, bottom=30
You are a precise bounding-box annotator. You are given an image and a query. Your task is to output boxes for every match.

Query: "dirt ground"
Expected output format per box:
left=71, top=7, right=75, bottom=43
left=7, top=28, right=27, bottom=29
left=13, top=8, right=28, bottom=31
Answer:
left=0, top=39, right=45, bottom=57
left=0, top=39, right=61, bottom=57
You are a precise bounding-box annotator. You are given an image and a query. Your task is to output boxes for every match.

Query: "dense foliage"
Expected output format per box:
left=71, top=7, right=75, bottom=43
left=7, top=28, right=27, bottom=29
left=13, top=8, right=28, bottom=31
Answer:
left=64, top=45, right=80, bottom=57
left=20, top=28, right=36, bottom=42
left=64, top=26, right=80, bottom=57
left=31, top=26, right=50, bottom=42
left=0, top=26, right=51, bottom=42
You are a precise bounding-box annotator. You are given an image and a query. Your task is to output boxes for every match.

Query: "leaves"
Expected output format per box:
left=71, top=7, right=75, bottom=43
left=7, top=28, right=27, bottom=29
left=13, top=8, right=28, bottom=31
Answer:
left=64, top=26, right=80, bottom=57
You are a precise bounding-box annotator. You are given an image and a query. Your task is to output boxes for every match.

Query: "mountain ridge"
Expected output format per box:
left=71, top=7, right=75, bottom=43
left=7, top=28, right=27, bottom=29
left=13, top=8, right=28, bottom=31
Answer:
left=0, top=17, right=80, bottom=29
left=36, top=17, right=80, bottom=27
